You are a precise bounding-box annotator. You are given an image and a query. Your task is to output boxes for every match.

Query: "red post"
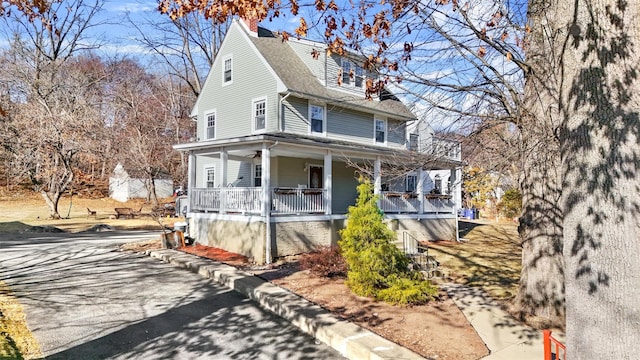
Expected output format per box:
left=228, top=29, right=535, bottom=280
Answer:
left=543, top=330, right=552, bottom=360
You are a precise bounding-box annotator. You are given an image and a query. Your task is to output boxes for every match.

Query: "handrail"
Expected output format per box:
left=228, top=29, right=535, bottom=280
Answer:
left=543, top=330, right=566, bottom=360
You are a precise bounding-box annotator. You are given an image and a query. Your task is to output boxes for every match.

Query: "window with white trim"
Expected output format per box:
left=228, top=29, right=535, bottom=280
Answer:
left=375, top=118, right=386, bottom=143
left=406, top=174, right=417, bottom=192
left=341, top=58, right=366, bottom=89
left=254, top=164, right=262, bottom=187
left=253, top=98, right=266, bottom=132
left=205, top=167, right=215, bottom=188
left=310, top=104, right=325, bottom=134
left=223, top=56, right=232, bottom=84
left=409, top=133, right=419, bottom=151
left=341, top=59, right=351, bottom=85
left=206, top=111, right=216, bottom=139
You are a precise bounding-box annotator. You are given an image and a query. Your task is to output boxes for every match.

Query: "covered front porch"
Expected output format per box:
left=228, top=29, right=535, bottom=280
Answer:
left=175, top=134, right=462, bottom=264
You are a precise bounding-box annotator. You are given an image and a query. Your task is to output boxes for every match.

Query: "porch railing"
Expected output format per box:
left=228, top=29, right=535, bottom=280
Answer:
left=191, top=187, right=262, bottom=214
left=380, top=192, right=454, bottom=214
left=272, top=188, right=327, bottom=214
left=190, top=187, right=327, bottom=215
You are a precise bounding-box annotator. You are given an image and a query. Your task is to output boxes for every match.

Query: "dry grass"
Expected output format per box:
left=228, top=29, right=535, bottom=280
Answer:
left=0, top=192, right=180, bottom=233
left=0, top=282, right=42, bottom=359
left=429, top=219, right=521, bottom=301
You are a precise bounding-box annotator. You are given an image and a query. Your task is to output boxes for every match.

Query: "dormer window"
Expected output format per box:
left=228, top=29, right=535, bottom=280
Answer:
left=223, top=55, right=232, bottom=84
left=341, top=58, right=365, bottom=89
left=341, top=59, right=351, bottom=85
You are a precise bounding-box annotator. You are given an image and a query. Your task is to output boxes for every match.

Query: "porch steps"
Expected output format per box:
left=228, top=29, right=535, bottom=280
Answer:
left=396, top=231, right=441, bottom=279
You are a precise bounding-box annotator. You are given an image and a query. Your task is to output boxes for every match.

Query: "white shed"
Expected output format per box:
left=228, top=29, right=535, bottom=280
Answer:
left=109, top=163, right=174, bottom=202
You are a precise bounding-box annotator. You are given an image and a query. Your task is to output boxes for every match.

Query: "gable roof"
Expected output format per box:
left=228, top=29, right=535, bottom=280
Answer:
left=245, top=25, right=417, bottom=121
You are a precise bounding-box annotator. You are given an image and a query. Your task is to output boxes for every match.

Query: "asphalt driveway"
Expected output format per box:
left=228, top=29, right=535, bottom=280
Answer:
left=0, top=231, right=343, bottom=359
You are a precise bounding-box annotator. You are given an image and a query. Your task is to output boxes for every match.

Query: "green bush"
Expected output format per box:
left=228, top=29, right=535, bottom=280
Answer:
left=498, top=188, right=522, bottom=219
left=339, top=180, right=438, bottom=305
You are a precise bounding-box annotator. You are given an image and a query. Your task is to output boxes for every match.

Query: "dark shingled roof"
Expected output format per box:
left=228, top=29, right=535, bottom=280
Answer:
left=248, top=27, right=417, bottom=121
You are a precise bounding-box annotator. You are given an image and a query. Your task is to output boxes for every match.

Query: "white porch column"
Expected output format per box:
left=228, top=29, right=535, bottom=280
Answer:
left=261, top=143, right=272, bottom=264
left=187, top=151, right=196, bottom=212
left=417, top=168, right=424, bottom=214
left=374, top=156, right=381, bottom=195
left=220, top=148, right=228, bottom=214
left=324, top=150, right=332, bottom=215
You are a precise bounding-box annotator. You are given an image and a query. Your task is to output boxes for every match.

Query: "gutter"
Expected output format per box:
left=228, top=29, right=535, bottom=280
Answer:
left=278, top=92, right=291, bottom=132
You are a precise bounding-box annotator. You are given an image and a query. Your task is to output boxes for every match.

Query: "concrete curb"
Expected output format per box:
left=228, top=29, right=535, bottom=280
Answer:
left=147, top=249, right=425, bottom=360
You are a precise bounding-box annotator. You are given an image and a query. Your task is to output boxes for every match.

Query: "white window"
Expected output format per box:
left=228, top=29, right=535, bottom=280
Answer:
left=406, top=174, right=417, bottom=192
left=310, top=104, right=325, bottom=134
left=254, top=164, right=262, bottom=187
left=374, top=118, right=386, bottom=144
left=341, top=59, right=351, bottom=85
left=253, top=97, right=266, bottom=132
left=409, top=133, right=419, bottom=150
left=341, top=58, right=365, bottom=89
left=223, top=56, right=232, bottom=84
left=205, top=167, right=215, bottom=188
left=206, top=111, right=216, bottom=139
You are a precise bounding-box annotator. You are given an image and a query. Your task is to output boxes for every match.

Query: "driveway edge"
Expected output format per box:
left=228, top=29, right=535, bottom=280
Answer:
left=147, top=249, right=425, bottom=360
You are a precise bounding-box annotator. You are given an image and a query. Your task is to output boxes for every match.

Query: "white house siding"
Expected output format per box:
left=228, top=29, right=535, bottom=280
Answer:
left=196, top=23, right=279, bottom=141
left=282, top=96, right=309, bottom=134
left=287, top=40, right=326, bottom=83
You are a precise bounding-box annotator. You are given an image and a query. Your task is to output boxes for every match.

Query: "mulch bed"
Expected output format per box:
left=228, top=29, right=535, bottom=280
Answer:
left=178, top=244, right=250, bottom=267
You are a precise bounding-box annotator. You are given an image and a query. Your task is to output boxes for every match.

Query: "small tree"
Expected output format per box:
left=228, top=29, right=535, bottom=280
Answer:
left=497, top=188, right=522, bottom=220
left=339, top=180, right=438, bottom=305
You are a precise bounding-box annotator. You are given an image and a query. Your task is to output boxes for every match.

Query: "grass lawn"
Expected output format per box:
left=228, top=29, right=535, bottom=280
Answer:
left=429, top=219, right=522, bottom=301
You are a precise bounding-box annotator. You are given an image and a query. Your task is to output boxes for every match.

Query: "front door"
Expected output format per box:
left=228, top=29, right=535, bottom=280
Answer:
left=309, top=166, right=323, bottom=189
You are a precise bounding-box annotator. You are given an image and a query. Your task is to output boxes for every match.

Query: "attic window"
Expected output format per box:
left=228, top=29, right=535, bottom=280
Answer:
left=341, top=58, right=365, bottom=89
left=223, top=56, right=232, bottom=84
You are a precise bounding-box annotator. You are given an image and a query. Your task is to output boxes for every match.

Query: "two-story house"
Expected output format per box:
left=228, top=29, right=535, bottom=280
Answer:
left=174, top=19, right=463, bottom=264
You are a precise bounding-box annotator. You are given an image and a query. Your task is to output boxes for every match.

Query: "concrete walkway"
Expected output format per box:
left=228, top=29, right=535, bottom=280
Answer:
left=441, top=283, right=563, bottom=360
left=148, top=249, right=563, bottom=360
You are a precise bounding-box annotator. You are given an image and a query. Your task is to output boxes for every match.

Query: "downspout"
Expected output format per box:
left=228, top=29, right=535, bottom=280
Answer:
left=278, top=92, right=291, bottom=132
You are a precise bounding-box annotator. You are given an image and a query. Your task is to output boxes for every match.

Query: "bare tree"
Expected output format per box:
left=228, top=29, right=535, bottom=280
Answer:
left=0, top=0, right=106, bottom=218
left=105, top=58, right=189, bottom=206
left=128, top=11, right=229, bottom=97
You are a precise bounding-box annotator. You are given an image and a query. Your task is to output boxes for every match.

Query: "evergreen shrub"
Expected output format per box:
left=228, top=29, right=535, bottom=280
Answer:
left=339, top=180, right=438, bottom=305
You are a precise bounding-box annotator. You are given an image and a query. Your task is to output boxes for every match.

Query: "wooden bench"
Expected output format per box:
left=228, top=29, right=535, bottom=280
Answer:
left=114, top=207, right=141, bottom=219
left=87, top=208, right=97, bottom=219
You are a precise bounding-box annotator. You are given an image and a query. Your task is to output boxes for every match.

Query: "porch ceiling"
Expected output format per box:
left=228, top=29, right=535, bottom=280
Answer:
left=174, top=133, right=464, bottom=168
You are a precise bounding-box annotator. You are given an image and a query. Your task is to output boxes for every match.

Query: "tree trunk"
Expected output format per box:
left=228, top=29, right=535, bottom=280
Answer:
left=41, top=190, right=62, bottom=220
left=147, top=175, right=159, bottom=207
left=559, top=0, right=640, bottom=358
left=512, top=0, right=565, bottom=327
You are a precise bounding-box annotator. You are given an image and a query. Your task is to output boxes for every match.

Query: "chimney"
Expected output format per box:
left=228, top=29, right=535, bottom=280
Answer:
left=243, top=17, right=258, bottom=34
